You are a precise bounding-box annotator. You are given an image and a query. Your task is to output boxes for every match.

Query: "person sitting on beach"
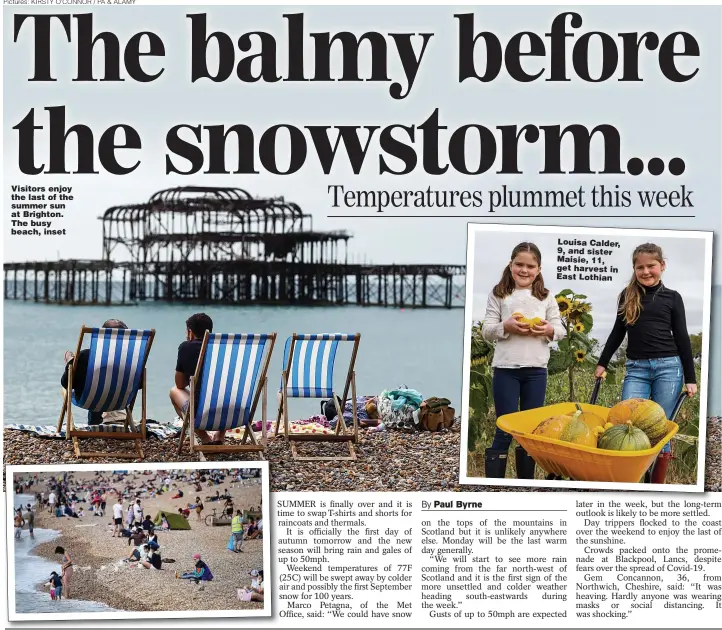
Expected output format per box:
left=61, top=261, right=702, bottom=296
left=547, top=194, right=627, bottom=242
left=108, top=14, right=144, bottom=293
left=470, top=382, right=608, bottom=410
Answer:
left=61, top=319, right=130, bottom=425
left=171, top=489, right=184, bottom=499
left=245, top=518, right=259, bottom=540
left=48, top=571, right=63, bottom=601
left=55, top=547, right=73, bottom=598
left=208, top=490, right=221, bottom=503
left=177, top=554, right=213, bottom=583
left=126, top=543, right=152, bottom=569
left=178, top=507, right=190, bottom=519
left=142, top=515, right=155, bottom=533
left=238, top=569, right=264, bottom=602
left=170, top=313, right=227, bottom=445
left=128, top=527, right=146, bottom=547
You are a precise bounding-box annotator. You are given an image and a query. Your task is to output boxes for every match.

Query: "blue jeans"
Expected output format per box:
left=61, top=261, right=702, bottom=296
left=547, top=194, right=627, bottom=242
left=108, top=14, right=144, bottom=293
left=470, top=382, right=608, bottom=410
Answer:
left=491, top=367, right=547, bottom=451
left=622, top=356, right=683, bottom=453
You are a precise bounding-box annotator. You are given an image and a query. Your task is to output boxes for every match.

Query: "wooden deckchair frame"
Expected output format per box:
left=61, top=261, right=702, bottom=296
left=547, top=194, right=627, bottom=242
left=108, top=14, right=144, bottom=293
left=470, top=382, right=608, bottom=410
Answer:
left=177, top=331, right=276, bottom=461
left=57, top=325, right=155, bottom=459
left=274, top=333, right=361, bottom=461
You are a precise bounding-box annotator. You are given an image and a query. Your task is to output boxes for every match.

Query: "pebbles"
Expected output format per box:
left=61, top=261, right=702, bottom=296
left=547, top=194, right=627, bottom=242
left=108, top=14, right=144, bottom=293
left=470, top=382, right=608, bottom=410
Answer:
left=4, top=417, right=722, bottom=492
left=24, top=472, right=264, bottom=613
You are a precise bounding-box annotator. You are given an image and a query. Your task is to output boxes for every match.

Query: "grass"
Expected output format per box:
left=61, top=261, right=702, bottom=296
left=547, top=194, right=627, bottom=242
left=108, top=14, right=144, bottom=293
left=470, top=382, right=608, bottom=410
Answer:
left=467, top=364, right=702, bottom=484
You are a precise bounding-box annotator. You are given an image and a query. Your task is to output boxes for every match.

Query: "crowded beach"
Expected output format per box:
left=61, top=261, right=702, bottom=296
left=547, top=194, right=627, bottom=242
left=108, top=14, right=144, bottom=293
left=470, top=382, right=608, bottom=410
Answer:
left=11, top=467, right=265, bottom=613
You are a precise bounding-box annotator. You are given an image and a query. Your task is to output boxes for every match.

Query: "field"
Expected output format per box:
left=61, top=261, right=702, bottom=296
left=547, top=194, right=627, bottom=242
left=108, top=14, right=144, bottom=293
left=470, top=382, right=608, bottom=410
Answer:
left=467, top=364, right=702, bottom=484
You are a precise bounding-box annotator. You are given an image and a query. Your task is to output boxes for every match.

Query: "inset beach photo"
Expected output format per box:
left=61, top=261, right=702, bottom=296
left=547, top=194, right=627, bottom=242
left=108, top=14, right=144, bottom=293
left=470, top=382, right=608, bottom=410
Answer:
left=7, top=462, right=270, bottom=621
left=460, top=225, right=713, bottom=492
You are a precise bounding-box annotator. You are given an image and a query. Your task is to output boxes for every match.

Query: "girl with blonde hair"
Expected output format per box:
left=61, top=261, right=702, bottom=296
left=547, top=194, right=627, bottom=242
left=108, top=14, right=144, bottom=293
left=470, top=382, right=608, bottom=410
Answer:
left=596, top=243, right=697, bottom=483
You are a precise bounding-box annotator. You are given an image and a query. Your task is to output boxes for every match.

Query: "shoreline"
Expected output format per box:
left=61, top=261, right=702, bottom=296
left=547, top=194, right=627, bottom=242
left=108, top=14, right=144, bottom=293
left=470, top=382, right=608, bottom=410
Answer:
left=13, top=473, right=264, bottom=614
left=13, top=527, right=118, bottom=614
left=5, top=417, right=721, bottom=492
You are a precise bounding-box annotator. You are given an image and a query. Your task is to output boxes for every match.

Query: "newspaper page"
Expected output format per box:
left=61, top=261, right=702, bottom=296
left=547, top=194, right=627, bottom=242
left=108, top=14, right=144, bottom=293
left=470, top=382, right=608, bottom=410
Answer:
left=2, top=3, right=721, bottom=628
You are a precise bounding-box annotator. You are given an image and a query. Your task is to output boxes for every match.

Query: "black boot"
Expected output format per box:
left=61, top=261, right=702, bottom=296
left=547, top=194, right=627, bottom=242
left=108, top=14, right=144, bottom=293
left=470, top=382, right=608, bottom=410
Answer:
left=515, top=446, right=536, bottom=480
left=485, top=448, right=508, bottom=478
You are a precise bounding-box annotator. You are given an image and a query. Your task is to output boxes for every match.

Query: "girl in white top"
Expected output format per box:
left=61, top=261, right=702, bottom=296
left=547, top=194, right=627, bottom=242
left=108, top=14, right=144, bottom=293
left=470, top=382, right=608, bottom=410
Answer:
left=481, top=242, right=565, bottom=479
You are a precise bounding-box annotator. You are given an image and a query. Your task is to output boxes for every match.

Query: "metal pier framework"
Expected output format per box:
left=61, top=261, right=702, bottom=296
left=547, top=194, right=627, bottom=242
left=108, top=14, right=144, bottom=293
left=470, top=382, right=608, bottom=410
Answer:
left=5, top=187, right=465, bottom=308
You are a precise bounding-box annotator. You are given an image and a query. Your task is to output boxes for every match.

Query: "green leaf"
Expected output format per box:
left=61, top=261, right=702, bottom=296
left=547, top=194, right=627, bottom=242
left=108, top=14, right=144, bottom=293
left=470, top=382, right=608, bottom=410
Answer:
left=574, top=294, right=587, bottom=299
left=557, top=289, right=574, bottom=297
left=558, top=338, right=570, bottom=352
left=548, top=349, right=573, bottom=375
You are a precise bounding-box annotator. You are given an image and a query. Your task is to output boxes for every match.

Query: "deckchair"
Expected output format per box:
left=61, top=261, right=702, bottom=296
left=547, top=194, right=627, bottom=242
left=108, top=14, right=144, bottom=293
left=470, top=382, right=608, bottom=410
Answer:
left=57, top=326, right=155, bottom=459
left=275, top=333, right=361, bottom=461
left=177, top=332, right=276, bottom=460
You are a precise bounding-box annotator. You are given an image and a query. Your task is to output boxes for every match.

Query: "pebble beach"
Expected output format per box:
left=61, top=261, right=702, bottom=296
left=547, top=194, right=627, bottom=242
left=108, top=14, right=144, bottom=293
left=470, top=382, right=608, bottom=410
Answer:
left=5, top=416, right=721, bottom=492
left=11, top=471, right=264, bottom=614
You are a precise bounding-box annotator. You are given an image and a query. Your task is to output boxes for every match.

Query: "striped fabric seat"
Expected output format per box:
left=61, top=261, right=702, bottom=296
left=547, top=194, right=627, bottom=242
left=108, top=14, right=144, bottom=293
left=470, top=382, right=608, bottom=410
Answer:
left=194, top=333, right=270, bottom=432
left=280, top=334, right=354, bottom=398
left=73, top=328, right=153, bottom=413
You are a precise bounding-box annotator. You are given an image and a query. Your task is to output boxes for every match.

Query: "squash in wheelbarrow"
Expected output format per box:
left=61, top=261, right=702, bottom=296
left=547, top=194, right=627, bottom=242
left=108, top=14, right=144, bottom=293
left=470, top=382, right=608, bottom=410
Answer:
left=574, top=402, right=605, bottom=430
left=607, top=399, right=668, bottom=446
left=598, top=421, right=651, bottom=451
left=559, top=411, right=598, bottom=448
left=532, top=414, right=572, bottom=440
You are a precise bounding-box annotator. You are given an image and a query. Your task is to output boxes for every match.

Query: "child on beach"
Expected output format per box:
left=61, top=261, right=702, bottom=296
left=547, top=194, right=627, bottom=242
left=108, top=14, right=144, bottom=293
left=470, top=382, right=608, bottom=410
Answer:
left=481, top=242, right=566, bottom=479
left=177, top=554, right=214, bottom=583
left=595, top=243, right=697, bottom=484
left=48, top=571, right=63, bottom=600
left=238, top=569, right=264, bottom=602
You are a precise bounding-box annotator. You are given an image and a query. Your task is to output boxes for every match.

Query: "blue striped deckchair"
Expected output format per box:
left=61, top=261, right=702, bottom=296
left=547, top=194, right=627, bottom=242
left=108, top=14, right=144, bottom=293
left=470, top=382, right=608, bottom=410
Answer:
left=274, top=333, right=361, bottom=461
left=57, top=326, right=155, bottom=459
left=177, top=332, right=276, bottom=460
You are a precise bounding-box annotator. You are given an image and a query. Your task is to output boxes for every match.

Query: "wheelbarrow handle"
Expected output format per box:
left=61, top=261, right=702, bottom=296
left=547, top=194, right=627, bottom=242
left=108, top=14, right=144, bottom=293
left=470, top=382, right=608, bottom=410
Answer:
left=589, top=377, right=603, bottom=405
left=670, top=391, right=688, bottom=422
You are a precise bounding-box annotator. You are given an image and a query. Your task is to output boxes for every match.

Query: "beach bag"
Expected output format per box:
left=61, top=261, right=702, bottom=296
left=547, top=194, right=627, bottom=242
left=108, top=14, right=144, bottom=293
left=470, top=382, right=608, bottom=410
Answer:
left=227, top=534, right=236, bottom=551
left=418, top=398, right=455, bottom=432
left=50, top=588, right=56, bottom=600
left=320, top=396, right=342, bottom=421
left=237, top=588, right=253, bottom=602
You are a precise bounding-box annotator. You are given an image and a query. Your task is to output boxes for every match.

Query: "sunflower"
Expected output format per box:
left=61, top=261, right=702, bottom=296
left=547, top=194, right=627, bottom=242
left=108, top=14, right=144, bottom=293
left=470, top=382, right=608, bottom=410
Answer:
left=574, top=322, right=585, bottom=333
left=575, top=349, right=586, bottom=363
left=556, top=296, right=572, bottom=314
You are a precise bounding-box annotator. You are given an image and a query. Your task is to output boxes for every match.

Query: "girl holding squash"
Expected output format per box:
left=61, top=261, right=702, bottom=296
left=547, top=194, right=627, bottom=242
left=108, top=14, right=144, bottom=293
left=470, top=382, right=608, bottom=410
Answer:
left=482, top=242, right=566, bottom=479
left=595, top=243, right=697, bottom=483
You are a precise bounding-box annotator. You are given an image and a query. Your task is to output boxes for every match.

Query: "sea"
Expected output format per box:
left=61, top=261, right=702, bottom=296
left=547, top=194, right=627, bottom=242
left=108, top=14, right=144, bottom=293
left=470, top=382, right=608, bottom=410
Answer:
left=12, top=494, right=116, bottom=614
left=3, top=301, right=466, bottom=426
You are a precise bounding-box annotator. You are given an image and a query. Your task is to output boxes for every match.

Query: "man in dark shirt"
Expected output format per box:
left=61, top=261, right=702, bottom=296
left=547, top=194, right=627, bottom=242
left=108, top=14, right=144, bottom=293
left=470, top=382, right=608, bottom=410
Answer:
left=170, top=313, right=221, bottom=444
left=61, top=319, right=129, bottom=425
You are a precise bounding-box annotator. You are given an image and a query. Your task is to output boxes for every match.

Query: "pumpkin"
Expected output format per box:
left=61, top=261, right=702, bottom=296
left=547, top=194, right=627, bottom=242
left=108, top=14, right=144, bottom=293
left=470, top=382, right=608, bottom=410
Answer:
left=533, top=415, right=572, bottom=440
left=597, top=421, right=651, bottom=451
left=559, top=411, right=597, bottom=448
left=512, top=313, right=543, bottom=327
left=608, top=399, right=668, bottom=445
left=574, top=403, right=605, bottom=430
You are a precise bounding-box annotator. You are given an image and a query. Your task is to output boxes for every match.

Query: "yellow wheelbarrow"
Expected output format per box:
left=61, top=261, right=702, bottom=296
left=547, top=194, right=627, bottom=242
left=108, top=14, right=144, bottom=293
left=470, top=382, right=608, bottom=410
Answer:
left=495, top=378, right=684, bottom=483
